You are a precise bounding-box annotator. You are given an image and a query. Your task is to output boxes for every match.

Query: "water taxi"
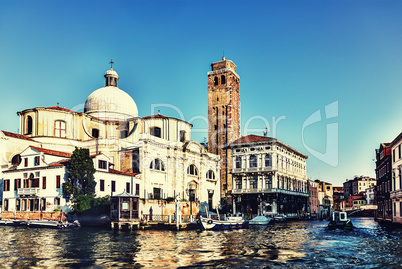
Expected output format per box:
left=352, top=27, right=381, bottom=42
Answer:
left=328, top=211, right=353, bottom=230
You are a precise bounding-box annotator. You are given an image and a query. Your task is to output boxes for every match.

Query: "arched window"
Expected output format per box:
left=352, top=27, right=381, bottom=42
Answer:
left=206, top=170, right=215, bottom=180
left=150, top=126, right=161, bottom=138
left=235, top=156, right=242, bottom=169
left=249, top=155, right=257, bottom=168
left=187, top=164, right=198, bottom=176
left=26, top=116, right=33, bottom=135
left=179, top=130, right=186, bottom=142
left=54, top=120, right=66, bottom=138
left=265, top=154, right=271, bottom=167
left=92, top=128, right=99, bottom=138
left=214, top=77, right=219, bottom=86
left=150, top=159, right=165, bottom=171
left=11, top=154, right=21, bottom=166
left=221, top=75, right=226, bottom=84
left=119, top=122, right=129, bottom=138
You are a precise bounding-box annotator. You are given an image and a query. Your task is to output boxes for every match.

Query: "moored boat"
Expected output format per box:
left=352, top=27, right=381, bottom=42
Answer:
left=328, top=211, right=353, bottom=230
left=249, top=215, right=271, bottom=225
left=0, top=219, right=27, bottom=226
left=199, top=216, right=247, bottom=230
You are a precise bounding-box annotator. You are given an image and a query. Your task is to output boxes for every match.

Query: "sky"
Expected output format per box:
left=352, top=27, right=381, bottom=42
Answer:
left=0, top=0, right=401, bottom=186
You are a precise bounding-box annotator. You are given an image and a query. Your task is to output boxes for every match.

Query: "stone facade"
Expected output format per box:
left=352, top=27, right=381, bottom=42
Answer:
left=229, top=135, right=309, bottom=218
left=207, top=57, right=240, bottom=200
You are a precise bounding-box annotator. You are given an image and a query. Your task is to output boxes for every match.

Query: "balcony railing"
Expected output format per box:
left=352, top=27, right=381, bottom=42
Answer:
left=390, top=189, right=402, bottom=199
left=17, top=188, right=40, bottom=196
left=232, top=187, right=309, bottom=197
left=233, top=167, right=274, bottom=173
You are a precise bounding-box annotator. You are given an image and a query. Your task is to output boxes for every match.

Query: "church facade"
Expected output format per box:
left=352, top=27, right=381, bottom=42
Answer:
left=1, top=66, right=221, bottom=216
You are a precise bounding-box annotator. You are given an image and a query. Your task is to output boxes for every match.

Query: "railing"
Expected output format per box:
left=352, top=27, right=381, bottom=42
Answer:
left=390, top=190, right=402, bottom=199
left=232, top=187, right=309, bottom=196
left=142, top=214, right=196, bottom=223
left=17, top=188, right=40, bottom=196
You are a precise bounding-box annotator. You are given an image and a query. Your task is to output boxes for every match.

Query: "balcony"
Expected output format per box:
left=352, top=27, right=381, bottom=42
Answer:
left=18, top=188, right=40, bottom=196
left=390, top=189, right=402, bottom=199
left=232, top=167, right=274, bottom=174
left=232, top=187, right=309, bottom=197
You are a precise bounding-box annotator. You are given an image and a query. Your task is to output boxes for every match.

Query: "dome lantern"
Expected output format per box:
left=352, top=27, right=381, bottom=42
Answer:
left=84, top=65, right=138, bottom=121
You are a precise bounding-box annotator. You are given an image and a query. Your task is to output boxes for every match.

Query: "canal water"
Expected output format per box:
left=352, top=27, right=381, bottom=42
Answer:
left=0, top=217, right=400, bottom=268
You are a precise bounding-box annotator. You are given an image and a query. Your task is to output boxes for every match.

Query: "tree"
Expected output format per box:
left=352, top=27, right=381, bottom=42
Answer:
left=63, top=147, right=96, bottom=198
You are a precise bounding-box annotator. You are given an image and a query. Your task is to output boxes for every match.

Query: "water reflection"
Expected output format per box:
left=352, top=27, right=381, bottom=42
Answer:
left=0, top=218, right=401, bottom=268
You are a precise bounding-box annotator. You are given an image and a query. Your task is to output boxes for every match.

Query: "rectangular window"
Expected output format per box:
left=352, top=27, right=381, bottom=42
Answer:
left=24, top=158, right=28, bottom=167
left=399, top=145, right=402, bottom=159
left=400, top=202, right=402, bottom=217
left=153, top=187, right=161, bottom=200
left=24, top=179, right=29, bottom=188
left=31, top=178, right=40, bottom=188
left=4, top=180, right=10, bottom=191
left=98, top=160, right=107, bottom=170
left=100, top=179, right=105, bottom=192
left=135, top=183, right=140, bottom=196
left=14, top=179, right=21, bottom=191
left=236, top=179, right=242, bottom=189
left=150, top=127, right=162, bottom=138
left=393, top=149, right=396, bottom=163
left=394, top=203, right=397, bottom=216
left=56, top=176, right=61, bottom=188
left=111, top=180, right=116, bottom=193
left=34, top=156, right=40, bottom=166
left=126, top=182, right=130, bottom=194
left=55, top=120, right=66, bottom=138
left=42, top=177, right=46, bottom=189
left=179, top=130, right=186, bottom=142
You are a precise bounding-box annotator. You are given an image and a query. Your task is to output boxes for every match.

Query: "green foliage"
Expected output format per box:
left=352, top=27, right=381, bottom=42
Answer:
left=72, top=194, right=110, bottom=215
left=64, top=147, right=96, bottom=198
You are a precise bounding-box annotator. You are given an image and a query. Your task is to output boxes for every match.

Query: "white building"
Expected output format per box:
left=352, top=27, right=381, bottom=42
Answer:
left=228, top=135, right=309, bottom=218
left=2, top=146, right=139, bottom=215
left=1, top=66, right=221, bottom=217
left=391, top=132, right=402, bottom=224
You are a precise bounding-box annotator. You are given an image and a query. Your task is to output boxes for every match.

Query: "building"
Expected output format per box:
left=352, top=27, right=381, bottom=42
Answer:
left=343, top=176, right=376, bottom=202
left=332, top=186, right=344, bottom=211
left=207, top=57, right=241, bottom=204
left=308, top=180, right=319, bottom=217
left=228, top=135, right=309, bottom=218
left=375, top=142, right=393, bottom=222
left=390, top=132, right=402, bottom=224
left=2, top=146, right=139, bottom=218
left=1, top=66, right=221, bottom=217
left=315, top=180, right=333, bottom=219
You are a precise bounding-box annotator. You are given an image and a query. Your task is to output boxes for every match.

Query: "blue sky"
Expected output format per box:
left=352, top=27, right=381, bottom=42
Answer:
left=1, top=0, right=401, bottom=186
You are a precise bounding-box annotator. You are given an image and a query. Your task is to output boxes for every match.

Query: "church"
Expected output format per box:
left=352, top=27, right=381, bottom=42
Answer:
left=1, top=64, right=221, bottom=218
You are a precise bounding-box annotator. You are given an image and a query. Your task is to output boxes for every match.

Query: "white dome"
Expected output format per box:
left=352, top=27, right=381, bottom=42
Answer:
left=84, top=68, right=138, bottom=121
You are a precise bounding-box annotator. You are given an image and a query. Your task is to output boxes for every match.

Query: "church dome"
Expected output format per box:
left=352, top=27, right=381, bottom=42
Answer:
left=84, top=68, right=138, bottom=121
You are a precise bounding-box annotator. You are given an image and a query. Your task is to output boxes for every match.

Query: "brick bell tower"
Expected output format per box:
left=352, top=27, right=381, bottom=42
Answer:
left=207, top=56, right=240, bottom=204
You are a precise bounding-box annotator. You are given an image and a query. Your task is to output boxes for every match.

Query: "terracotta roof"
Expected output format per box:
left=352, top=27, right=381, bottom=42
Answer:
left=109, top=168, right=138, bottom=176
left=48, top=159, right=70, bottom=167
left=142, top=114, right=169, bottom=119
left=231, top=135, right=274, bottom=145
left=46, top=106, right=76, bottom=113
left=2, top=130, right=36, bottom=142
left=31, top=146, right=72, bottom=158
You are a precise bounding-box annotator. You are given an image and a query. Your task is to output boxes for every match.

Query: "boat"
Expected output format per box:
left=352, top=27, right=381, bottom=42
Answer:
left=26, top=219, right=80, bottom=229
left=328, top=211, right=353, bottom=230
left=272, top=214, right=287, bottom=222
left=0, top=219, right=27, bottom=226
left=249, top=215, right=271, bottom=225
left=199, top=215, right=247, bottom=230
left=199, top=207, right=247, bottom=230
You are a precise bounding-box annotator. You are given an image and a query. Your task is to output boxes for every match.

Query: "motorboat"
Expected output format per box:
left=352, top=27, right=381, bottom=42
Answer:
left=328, top=211, right=353, bottom=230
left=249, top=215, right=271, bottom=225
left=0, top=219, right=27, bottom=226
left=199, top=215, right=247, bottom=230
left=272, top=214, right=287, bottom=222
left=199, top=207, right=247, bottom=230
